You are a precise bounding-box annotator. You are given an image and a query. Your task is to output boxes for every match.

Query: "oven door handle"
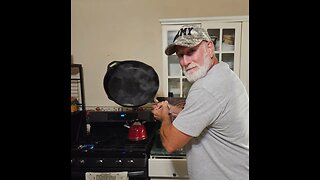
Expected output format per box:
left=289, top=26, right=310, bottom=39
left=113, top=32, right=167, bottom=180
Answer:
left=128, top=171, right=144, bottom=176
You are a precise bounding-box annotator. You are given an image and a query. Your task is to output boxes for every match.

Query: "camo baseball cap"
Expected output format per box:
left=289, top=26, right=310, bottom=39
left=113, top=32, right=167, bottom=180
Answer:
left=165, top=25, right=212, bottom=55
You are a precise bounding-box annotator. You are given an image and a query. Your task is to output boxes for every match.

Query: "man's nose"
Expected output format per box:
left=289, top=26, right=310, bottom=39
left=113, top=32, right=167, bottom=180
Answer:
left=180, top=55, right=191, bottom=66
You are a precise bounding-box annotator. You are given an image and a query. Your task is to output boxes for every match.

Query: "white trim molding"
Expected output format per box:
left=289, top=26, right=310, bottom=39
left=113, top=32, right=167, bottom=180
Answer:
left=160, top=16, right=249, bottom=25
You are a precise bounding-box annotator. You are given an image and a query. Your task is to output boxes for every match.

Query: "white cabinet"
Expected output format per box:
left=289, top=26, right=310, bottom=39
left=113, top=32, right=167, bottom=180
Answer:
left=201, top=22, right=242, bottom=76
left=160, top=16, right=249, bottom=97
left=149, top=158, right=189, bottom=179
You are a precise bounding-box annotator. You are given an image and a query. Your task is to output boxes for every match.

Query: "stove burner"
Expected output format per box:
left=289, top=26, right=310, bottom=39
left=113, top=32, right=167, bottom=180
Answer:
left=78, top=144, right=94, bottom=152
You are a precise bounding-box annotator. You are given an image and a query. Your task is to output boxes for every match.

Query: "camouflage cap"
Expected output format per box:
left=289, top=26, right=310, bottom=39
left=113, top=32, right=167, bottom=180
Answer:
left=165, top=25, right=212, bottom=55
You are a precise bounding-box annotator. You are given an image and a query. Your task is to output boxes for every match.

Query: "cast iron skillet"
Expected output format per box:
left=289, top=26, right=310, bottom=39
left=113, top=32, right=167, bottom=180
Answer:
left=103, top=60, right=159, bottom=107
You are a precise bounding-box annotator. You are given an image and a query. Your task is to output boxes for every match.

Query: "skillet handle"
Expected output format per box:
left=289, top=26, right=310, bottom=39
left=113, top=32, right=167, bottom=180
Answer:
left=107, top=61, right=120, bottom=70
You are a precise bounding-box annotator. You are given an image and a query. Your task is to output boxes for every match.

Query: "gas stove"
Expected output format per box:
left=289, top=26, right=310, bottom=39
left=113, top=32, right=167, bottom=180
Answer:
left=71, top=110, right=156, bottom=180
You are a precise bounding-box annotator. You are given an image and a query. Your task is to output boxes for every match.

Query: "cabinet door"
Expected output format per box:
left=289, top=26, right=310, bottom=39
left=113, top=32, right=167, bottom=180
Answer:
left=201, top=22, right=242, bottom=76
left=148, top=159, right=189, bottom=178
left=162, top=24, right=201, bottom=97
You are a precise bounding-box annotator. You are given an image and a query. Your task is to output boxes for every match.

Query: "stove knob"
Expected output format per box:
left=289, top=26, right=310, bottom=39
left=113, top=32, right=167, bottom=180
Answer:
left=128, top=159, right=134, bottom=164
left=96, top=159, right=103, bottom=165
left=79, top=159, right=85, bottom=165
left=115, top=159, right=122, bottom=164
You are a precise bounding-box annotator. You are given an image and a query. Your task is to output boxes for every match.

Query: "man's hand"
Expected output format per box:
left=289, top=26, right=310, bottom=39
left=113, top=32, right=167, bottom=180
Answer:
left=168, top=103, right=184, bottom=117
left=151, top=101, right=170, bottom=121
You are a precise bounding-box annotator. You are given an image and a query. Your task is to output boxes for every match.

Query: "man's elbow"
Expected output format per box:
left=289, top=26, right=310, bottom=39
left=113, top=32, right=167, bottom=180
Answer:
left=162, top=142, right=177, bottom=154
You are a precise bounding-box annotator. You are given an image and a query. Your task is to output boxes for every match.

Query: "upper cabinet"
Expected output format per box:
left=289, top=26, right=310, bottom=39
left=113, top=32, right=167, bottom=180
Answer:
left=201, top=22, right=241, bottom=75
left=160, top=16, right=249, bottom=97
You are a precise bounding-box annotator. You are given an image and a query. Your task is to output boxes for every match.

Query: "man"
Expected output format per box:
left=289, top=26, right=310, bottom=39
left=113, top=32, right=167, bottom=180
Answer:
left=152, top=25, right=249, bottom=180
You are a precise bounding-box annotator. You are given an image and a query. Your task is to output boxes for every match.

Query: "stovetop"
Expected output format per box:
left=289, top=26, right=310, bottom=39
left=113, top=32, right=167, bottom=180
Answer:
left=71, top=111, right=157, bottom=156
left=72, top=125, right=155, bottom=155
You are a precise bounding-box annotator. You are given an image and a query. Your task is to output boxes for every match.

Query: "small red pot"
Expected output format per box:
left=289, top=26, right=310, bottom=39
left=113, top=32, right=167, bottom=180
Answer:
left=127, top=121, right=148, bottom=141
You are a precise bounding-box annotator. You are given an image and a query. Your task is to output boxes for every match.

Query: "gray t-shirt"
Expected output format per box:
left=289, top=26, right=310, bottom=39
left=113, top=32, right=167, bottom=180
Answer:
left=173, top=61, right=249, bottom=180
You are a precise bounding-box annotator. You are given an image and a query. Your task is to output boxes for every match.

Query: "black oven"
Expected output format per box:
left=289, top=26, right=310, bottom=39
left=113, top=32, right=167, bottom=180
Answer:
left=71, top=111, right=156, bottom=180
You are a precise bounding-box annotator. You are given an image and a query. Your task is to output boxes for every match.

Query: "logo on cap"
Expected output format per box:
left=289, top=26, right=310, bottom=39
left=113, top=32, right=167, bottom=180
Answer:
left=173, top=27, right=194, bottom=42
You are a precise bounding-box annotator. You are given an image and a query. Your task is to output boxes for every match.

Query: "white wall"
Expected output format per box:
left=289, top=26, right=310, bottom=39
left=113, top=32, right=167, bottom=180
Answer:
left=71, top=0, right=249, bottom=108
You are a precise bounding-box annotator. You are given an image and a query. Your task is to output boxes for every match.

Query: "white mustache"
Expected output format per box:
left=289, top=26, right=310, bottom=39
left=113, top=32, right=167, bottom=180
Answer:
left=184, top=63, right=199, bottom=72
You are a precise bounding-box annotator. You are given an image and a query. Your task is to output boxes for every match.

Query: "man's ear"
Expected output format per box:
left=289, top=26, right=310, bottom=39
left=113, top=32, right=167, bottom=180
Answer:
left=207, top=41, right=215, bottom=58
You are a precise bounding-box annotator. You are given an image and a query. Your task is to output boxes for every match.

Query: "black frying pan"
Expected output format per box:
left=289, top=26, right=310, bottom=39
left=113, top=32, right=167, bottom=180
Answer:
left=103, top=60, right=159, bottom=107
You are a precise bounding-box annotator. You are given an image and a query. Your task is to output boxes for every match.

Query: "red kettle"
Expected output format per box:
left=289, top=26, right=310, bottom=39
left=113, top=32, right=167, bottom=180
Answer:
left=125, top=120, right=148, bottom=141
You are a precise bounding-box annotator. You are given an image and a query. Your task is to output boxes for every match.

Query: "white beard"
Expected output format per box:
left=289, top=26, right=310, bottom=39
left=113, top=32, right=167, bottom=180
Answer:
left=183, top=51, right=213, bottom=82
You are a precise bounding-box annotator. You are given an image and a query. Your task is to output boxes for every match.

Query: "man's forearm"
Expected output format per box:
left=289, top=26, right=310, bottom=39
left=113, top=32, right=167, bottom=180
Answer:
left=159, top=115, right=174, bottom=151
